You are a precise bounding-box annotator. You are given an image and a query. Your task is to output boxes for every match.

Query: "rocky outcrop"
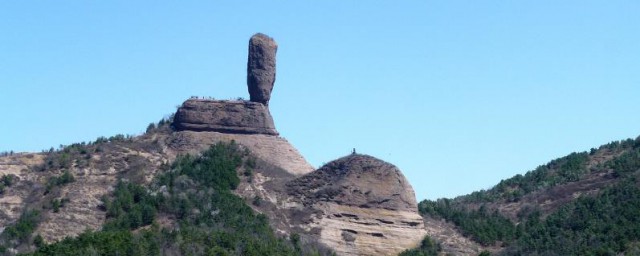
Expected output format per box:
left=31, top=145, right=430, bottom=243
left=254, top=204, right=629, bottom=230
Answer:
left=288, top=154, right=419, bottom=211
left=247, top=33, right=277, bottom=105
left=169, top=34, right=426, bottom=255
left=174, top=33, right=280, bottom=135
left=285, top=154, right=426, bottom=256
left=173, top=99, right=278, bottom=135
left=1, top=33, right=429, bottom=255
left=168, top=130, right=313, bottom=176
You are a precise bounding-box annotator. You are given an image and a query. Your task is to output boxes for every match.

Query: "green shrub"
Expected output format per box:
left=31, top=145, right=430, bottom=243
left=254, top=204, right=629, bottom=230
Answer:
left=399, top=236, right=441, bottom=256
left=506, top=179, right=640, bottom=255
left=418, top=200, right=516, bottom=245
left=33, top=234, right=45, bottom=248
left=102, top=181, right=157, bottom=231
left=45, top=171, right=75, bottom=194
left=28, top=142, right=328, bottom=256
left=0, top=174, right=15, bottom=194
left=2, top=210, right=40, bottom=242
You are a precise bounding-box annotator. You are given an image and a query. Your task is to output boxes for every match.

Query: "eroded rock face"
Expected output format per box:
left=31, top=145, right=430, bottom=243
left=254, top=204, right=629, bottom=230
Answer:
left=0, top=127, right=314, bottom=248
left=1, top=33, right=428, bottom=255
left=168, top=130, right=313, bottom=176
left=288, top=154, right=419, bottom=211
left=174, top=33, right=279, bottom=134
left=285, top=154, right=426, bottom=256
left=247, top=33, right=277, bottom=105
left=173, top=99, right=278, bottom=135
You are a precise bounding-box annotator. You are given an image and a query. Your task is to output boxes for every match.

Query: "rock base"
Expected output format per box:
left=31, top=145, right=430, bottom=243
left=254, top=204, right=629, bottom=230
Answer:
left=173, top=99, right=278, bottom=135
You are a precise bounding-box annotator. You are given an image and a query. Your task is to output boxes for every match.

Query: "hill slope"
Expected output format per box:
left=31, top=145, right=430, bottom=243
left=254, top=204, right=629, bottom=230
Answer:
left=0, top=118, right=320, bottom=255
left=411, top=136, right=640, bottom=255
left=7, top=142, right=329, bottom=255
left=0, top=113, right=425, bottom=256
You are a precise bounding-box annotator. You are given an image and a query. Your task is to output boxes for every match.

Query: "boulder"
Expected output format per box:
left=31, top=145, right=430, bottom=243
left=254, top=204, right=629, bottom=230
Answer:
left=247, top=33, right=277, bottom=105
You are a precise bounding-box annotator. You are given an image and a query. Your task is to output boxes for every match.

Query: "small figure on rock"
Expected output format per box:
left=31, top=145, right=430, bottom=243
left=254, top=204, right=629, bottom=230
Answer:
left=247, top=33, right=278, bottom=106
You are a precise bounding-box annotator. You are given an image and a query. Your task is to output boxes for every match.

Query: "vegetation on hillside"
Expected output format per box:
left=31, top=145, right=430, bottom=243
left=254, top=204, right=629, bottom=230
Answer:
left=419, top=201, right=516, bottom=246
left=399, top=236, right=442, bottom=256
left=462, top=138, right=639, bottom=204
left=0, top=175, right=15, bottom=194
left=43, top=171, right=75, bottom=195
left=21, top=142, right=330, bottom=256
left=0, top=151, right=15, bottom=157
left=504, top=177, right=640, bottom=255
left=1, top=210, right=41, bottom=245
left=35, top=114, right=173, bottom=173
left=415, top=137, right=640, bottom=255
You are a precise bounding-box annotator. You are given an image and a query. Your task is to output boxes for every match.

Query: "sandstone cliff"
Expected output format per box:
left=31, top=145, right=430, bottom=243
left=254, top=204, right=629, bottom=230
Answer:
left=284, top=154, right=427, bottom=256
left=173, top=99, right=278, bottom=136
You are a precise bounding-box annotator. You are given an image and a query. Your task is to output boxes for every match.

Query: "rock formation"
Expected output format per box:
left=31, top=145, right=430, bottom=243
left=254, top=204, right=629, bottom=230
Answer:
left=285, top=154, right=427, bottom=256
left=173, top=33, right=279, bottom=135
left=1, top=33, right=428, bottom=256
left=168, top=130, right=314, bottom=176
left=247, top=33, right=277, bottom=105
left=287, top=154, right=419, bottom=210
left=173, top=99, right=278, bottom=135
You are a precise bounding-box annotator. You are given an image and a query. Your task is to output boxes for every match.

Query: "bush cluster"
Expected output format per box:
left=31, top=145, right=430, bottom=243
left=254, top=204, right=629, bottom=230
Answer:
left=28, top=142, right=331, bottom=256
left=415, top=137, right=640, bottom=255
left=0, top=175, right=15, bottom=194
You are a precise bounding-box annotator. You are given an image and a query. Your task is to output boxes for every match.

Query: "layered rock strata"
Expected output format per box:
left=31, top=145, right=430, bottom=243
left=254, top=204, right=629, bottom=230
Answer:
left=168, top=130, right=313, bottom=176
left=173, top=99, right=278, bottom=135
left=286, top=154, right=426, bottom=255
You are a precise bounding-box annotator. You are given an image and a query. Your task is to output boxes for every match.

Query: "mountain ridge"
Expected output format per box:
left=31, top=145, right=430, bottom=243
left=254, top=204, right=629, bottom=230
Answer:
left=2, top=33, right=638, bottom=256
left=412, top=136, right=640, bottom=255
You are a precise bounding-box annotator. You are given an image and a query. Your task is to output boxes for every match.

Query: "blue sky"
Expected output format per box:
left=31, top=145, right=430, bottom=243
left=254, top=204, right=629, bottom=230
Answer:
left=1, top=1, right=639, bottom=200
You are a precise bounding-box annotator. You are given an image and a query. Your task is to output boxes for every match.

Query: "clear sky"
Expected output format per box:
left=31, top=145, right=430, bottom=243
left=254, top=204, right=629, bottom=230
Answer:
left=1, top=1, right=639, bottom=200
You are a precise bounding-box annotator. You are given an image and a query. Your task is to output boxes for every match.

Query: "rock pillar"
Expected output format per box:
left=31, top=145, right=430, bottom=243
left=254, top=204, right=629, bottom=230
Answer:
left=247, top=33, right=277, bottom=105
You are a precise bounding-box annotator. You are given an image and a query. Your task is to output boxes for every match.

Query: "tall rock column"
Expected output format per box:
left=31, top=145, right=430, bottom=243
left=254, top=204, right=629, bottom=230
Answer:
left=247, top=33, right=278, bottom=106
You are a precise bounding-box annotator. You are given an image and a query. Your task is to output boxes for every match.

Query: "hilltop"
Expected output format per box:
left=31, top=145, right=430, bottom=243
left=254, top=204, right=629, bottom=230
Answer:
left=0, top=34, right=424, bottom=256
left=410, top=136, right=640, bottom=255
left=1, top=33, right=639, bottom=256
